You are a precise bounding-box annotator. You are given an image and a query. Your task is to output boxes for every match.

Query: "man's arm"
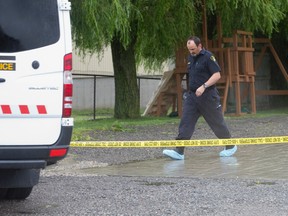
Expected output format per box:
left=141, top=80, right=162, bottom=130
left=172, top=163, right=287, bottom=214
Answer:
left=195, top=72, right=221, bottom=97
left=203, top=72, right=221, bottom=87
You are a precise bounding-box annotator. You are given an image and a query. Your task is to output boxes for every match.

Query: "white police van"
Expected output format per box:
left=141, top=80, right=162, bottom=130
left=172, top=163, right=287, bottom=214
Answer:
left=0, top=0, right=73, bottom=199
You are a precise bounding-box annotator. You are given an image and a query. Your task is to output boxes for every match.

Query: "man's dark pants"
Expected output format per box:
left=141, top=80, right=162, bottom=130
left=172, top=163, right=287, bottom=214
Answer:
left=176, top=88, right=231, bottom=154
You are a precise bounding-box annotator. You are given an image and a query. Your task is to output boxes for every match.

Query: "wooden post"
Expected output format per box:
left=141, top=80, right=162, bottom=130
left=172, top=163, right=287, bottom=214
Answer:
left=174, top=46, right=188, bottom=117
left=202, top=0, right=208, bottom=48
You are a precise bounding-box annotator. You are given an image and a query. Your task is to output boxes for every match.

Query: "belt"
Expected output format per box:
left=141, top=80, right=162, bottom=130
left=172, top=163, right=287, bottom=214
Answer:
left=189, top=90, right=196, bottom=93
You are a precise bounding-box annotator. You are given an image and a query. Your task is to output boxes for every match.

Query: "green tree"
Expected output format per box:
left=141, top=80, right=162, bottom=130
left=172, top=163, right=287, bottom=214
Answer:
left=205, top=0, right=288, bottom=36
left=71, top=0, right=288, bottom=119
left=71, top=0, right=197, bottom=118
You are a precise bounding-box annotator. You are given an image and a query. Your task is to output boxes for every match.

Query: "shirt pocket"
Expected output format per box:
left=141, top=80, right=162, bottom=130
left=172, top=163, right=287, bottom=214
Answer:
left=195, top=62, right=205, bottom=73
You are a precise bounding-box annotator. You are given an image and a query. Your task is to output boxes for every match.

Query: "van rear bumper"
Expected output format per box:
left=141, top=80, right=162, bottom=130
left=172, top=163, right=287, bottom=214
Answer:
left=0, top=126, right=73, bottom=169
left=0, top=160, right=46, bottom=169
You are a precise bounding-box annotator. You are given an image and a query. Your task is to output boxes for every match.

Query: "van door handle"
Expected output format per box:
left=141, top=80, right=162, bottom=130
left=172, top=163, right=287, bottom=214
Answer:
left=0, top=78, right=6, bottom=83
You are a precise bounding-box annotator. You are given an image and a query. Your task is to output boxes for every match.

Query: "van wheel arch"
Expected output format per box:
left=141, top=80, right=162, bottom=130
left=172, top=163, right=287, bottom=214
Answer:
left=0, top=188, right=8, bottom=199
left=6, top=187, right=33, bottom=200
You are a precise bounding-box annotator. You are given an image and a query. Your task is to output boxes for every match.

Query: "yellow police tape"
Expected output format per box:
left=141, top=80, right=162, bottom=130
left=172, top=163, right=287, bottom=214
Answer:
left=70, top=136, right=288, bottom=148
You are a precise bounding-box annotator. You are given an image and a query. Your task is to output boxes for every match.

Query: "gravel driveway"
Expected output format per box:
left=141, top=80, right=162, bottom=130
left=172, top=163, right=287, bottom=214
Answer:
left=67, top=114, right=288, bottom=165
left=1, top=114, right=288, bottom=216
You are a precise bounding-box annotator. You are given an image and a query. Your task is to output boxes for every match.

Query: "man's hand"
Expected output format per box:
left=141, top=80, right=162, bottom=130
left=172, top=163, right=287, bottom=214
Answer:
left=195, top=85, right=205, bottom=97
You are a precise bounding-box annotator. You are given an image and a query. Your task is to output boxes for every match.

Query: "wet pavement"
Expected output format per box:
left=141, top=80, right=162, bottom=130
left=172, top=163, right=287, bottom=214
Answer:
left=79, top=144, right=288, bottom=180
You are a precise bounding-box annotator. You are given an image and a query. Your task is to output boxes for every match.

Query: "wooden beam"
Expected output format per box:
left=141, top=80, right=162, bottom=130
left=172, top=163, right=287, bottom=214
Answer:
left=202, top=0, right=208, bottom=48
left=254, top=38, right=271, bottom=43
left=267, top=42, right=288, bottom=81
left=235, top=30, right=253, bottom=35
left=256, top=90, right=288, bottom=95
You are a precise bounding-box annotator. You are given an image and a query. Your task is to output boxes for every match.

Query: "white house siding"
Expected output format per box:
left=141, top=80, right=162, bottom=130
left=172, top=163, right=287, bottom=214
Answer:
left=72, top=45, right=272, bottom=112
left=72, top=46, right=173, bottom=110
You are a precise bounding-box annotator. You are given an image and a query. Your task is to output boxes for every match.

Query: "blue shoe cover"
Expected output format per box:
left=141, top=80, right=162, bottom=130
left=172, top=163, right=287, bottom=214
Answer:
left=219, top=146, right=237, bottom=157
left=163, top=149, right=184, bottom=160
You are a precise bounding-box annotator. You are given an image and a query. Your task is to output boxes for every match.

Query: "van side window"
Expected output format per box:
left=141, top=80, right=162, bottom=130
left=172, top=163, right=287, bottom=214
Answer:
left=0, top=0, right=60, bottom=53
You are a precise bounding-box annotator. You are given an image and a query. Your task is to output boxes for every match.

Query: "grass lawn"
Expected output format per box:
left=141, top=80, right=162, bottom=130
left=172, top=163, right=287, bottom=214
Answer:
left=71, top=107, right=288, bottom=141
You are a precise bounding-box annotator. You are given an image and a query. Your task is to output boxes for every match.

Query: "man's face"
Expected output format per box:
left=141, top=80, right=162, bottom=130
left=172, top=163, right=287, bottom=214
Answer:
left=187, top=40, right=200, bottom=57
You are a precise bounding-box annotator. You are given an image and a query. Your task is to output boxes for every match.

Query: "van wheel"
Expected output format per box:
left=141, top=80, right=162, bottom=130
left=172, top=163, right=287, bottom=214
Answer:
left=6, top=187, right=33, bottom=200
left=0, top=188, right=8, bottom=199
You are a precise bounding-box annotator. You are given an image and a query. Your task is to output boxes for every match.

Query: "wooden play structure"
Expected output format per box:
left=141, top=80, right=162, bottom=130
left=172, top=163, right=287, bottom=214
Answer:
left=211, top=30, right=257, bottom=115
left=144, top=30, right=257, bottom=117
left=143, top=9, right=288, bottom=117
left=143, top=32, right=288, bottom=117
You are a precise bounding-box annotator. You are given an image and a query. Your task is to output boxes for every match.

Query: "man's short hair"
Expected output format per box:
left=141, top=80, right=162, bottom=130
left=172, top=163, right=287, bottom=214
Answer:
left=187, top=36, right=201, bottom=46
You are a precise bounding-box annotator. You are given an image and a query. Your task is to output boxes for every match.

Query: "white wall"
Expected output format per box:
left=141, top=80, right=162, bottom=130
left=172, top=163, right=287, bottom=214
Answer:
left=72, top=46, right=174, bottom=110
left=73, top=46, right=174, bottom=75
left=72, top=76, right=161, bottom=110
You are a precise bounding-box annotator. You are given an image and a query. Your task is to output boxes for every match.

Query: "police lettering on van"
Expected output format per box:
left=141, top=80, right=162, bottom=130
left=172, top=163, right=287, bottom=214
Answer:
left=0, top=0, right=73, bottom=200
left=0, top=62, right=15, bottom=71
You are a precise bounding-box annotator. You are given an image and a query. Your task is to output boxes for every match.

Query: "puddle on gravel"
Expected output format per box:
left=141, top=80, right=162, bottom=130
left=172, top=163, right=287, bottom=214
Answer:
left=43, top=145, right=288, bottom=180
left=77, top=145, right=288, bottom=180
left=78, top=154, right=240, bottom=178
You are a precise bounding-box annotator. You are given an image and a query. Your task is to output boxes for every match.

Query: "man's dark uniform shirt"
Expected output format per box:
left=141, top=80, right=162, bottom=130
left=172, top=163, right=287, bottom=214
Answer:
left=187, top=49, right=221, bottom=91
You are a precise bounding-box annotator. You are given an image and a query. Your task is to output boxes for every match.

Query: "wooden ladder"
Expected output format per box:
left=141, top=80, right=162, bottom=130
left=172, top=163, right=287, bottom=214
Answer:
left=143, top=71, right=178, bottom=116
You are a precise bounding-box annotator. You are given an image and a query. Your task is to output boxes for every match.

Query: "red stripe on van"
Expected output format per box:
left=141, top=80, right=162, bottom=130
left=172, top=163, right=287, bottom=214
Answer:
left=1, top=105, right=12, bottom=114
left=37, top=105, right=47, bottom=114
left=0, top=105, right=47, bottom=115
left=19, top=105, right=30, bottom=114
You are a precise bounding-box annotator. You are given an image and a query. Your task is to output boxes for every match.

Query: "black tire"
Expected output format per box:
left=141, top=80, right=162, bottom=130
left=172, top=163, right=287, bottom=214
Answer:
left=6, top=187, right=33, bottom=200
left=0, top=188, right=8, bottom=199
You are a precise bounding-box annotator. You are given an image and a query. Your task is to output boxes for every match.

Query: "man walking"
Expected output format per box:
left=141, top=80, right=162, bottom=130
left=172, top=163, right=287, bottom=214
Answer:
left=163, top=36, right=237, bottom=160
